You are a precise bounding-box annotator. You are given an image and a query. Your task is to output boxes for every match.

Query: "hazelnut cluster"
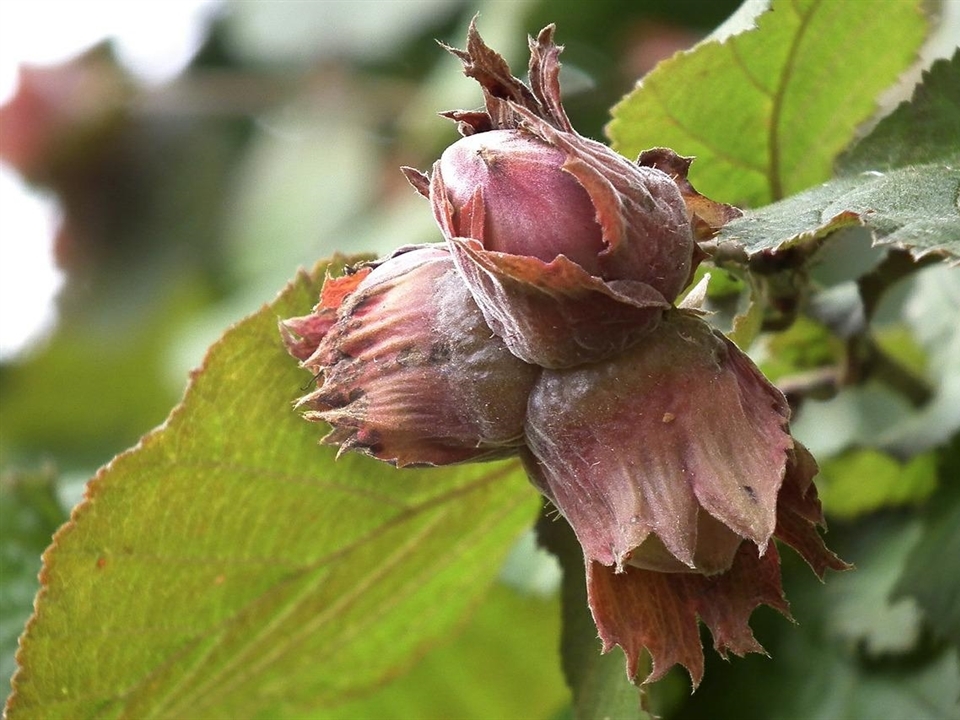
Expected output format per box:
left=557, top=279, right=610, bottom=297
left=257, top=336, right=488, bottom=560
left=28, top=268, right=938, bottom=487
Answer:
left=281, top=21, right=846, bottom=685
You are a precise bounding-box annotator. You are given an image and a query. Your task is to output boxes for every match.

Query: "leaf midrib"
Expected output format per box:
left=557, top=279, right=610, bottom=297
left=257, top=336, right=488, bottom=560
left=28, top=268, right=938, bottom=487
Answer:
left=767, top=0, right=821, bottom=201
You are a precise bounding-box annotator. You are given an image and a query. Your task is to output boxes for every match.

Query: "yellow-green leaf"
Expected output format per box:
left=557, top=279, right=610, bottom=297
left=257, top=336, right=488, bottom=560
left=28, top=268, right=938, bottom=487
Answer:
left=608, top=0, right=927, bottom=206
left=817, top=448, right=938, bottom=519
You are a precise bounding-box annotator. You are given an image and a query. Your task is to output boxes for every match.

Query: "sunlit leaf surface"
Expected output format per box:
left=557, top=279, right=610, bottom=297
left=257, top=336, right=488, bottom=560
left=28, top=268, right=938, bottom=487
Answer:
left=321, top=582, right=569, bottom=720
left=817, top=449, right=938, bottom=519
left=608, top=0, right=927, bottom=206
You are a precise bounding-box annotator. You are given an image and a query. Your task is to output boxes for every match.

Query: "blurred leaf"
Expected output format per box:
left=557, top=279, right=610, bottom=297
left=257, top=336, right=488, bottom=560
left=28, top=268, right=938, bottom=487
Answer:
left=824, top=519, right=925, bottom=656
left=224, top=109, right=381, bottom=294
left=878, top=265, right=960, bottom=454
left=758, top=315, right=842, bottom=383
left=808, top=226, right=886, bottom=287
left=884, top=371, right=960, bottom=457
left=691, top=267, right=764, bottom=349
left=873, top=324, right=928, bottom=382
left=0, top=468, right=67, bottom=691
left=5, top=260, right=540, bottom=719
left=762, top=631, right=960, bottom=720
left=792, top=385, right=915, bottom=460
left=898, top=264, right=960, bottom=386
left=608, top=0, right=927, bottom=206
left=499, top=529, right=562, bottom=597
left=536, top=513, right=650, bottom=720
left=321, top=582, right=568, bottom=720
left=894, top=445, right=960, bottom=652
left=727, top=279, right=764, bottom=349
left=223, top=0, right=462, bottom=64
left=0, top=276, right=209, bottom=469
left=840, top=51, right=960, bottom=174
left=817, top=449, right=938, bottom=520
left=703, top=268, right=745, bottom=300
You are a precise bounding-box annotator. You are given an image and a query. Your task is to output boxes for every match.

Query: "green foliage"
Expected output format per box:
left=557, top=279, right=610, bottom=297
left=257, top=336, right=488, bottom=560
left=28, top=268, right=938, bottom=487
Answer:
left=817, top=449, right=938, bottom=519
left=718, top=163, right=960, bottom=260
left=894, top=448, right=960, bottom=654
left=680, top=522, right=960, bottom=720
left=825, top=519, right=926, bottom=657
left=322, top=583, right=569, bottom=720
left=758, top=315, right=842, bottom=381
left=0, top=279, right=204, bottom=469
left=840, top=50, right=960, bottom=173
left=718, top=51, right=960, bottom=260
left=5, top=262, right=541, bottom=719
left=873, top=324, right=928, bottom=380
left=608, top=0, right=927, bottom=206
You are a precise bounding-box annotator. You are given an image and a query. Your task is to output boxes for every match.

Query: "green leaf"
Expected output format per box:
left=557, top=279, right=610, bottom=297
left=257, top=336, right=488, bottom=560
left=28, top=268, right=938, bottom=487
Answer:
left=608, top=0, right=927, bottom=206
left=5, top=261, right=540, bottom=720
left=878, top=265, right=960, bottom=455
left=816, top=449, right=938, bottom=520
left=727, top=280, right=765, bottom=349
left=688, top=267, right=764, bottom=349
left=0, top=469, right=67, bottom=691
left=536, top=512, right=650, bottom=720
left=717, top=163, right=960, bottom=260
left=792, top=385, right=916, bottom=459
left=872, top=325, right=928, bottom=381
left=321, top=582, right=569, bottom=720
left=0, top=279, right=204, bottom=469
left=716, top=50, right=960, bottom=260
left=840, top=51, right=960, bottom=174
left=895, top=499, right=960, bottom=651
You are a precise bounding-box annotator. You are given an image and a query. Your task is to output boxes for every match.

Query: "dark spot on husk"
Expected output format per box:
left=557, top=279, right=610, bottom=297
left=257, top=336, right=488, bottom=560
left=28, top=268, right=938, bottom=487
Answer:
left=430, top=341, right=453, bottom=363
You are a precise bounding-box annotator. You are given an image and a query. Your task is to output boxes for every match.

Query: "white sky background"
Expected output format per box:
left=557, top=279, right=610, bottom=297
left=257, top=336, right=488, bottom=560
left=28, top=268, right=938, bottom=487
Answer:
left=0, top=0, right=220, bottom=360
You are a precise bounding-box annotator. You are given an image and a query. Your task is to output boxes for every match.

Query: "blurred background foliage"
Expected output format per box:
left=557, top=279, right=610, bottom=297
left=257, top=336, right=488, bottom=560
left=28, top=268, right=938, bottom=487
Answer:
left=1, top=0, right=958, bottom=718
